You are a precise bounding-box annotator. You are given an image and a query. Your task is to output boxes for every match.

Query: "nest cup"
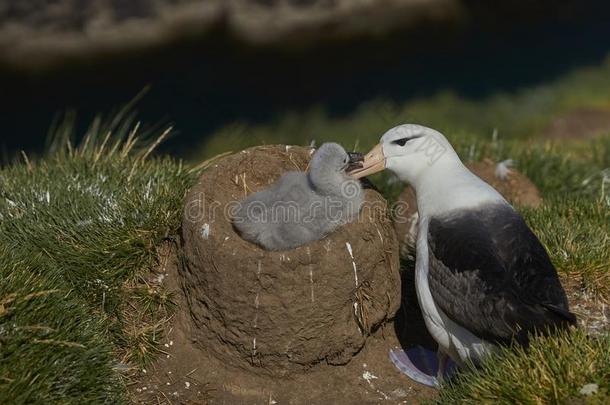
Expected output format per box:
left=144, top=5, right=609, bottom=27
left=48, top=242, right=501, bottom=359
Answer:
left=180, top=145, right=401, bottom=375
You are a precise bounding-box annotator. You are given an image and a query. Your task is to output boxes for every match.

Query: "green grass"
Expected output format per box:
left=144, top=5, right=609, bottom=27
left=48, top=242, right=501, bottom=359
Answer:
left=0, top=115, right=196, bottom=403
left=434, top=329, right=610, bottom=404
left=0, top=259, right=125, bottom=404
left=523, top=197, right=610, bottom=299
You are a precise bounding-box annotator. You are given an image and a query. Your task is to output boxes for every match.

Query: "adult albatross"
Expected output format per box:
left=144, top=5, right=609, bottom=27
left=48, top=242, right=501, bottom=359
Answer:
left=350, top=124, right=576, bottom=383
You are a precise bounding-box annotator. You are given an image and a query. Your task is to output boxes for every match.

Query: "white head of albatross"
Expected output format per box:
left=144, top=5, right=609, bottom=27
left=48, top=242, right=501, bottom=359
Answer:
left=351, top=124, right=576, bottom=385
left=351, top=124, right=507, bottom=218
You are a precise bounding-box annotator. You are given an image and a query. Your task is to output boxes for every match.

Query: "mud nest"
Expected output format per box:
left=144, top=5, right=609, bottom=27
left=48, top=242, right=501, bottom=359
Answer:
left=180, top=145, right=401, bottom=376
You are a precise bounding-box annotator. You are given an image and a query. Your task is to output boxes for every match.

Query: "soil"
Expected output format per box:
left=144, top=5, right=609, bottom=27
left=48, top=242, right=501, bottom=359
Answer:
left=130, top=245, right=438, bottom=404
left=560, top=276, right=610, bottom=337
left=128, top=250, right=607, bottom=405
left=542, top=107, right=610, bottom=140
left=393, top=159, right=543, bottom=259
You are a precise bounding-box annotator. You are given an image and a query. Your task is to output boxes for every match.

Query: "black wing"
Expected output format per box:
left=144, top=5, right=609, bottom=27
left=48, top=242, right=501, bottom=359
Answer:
left=427, top=203, right=576, bottom=345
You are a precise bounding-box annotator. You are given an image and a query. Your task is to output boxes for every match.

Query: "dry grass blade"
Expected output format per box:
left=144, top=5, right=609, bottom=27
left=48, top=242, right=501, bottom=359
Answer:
left=140, top=127, right=172, bottom=162
left=188, top=151, right=233, bottom=174
left=32, top=339, right=86, bottom=348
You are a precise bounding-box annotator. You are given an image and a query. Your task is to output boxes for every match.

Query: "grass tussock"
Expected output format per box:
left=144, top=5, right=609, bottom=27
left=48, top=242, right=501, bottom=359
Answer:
left=0, top=262, right=125, bottom=403
left=523, top=197, right=610, bottom=299
left=434, top=329, right=610, bottom=404
left=0, top=112, right=196, bottom=403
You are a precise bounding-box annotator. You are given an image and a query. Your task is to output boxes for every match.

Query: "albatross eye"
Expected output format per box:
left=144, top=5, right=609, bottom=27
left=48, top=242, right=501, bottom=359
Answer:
left=391, top=135, right=422, bottom=147
left=392, top=138, right=409, bottom=147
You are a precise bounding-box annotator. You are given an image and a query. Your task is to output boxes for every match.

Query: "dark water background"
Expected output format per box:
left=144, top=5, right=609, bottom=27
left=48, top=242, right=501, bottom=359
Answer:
left=1, top=5, right=610, bottom=159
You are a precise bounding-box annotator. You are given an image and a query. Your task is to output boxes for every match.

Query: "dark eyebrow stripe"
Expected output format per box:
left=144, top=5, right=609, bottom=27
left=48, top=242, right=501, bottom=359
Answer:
left=392, top=134, right=423, bottom=145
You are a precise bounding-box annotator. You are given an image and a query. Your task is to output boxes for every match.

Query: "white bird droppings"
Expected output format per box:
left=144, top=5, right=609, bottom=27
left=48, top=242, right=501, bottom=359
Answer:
left=345, top=242, right=358, bottom=286
left=362, top=370, right=378, bottom=382
left=495, top=159, right=514, bottom=180
left=201, top=223, right=210, bottom=239
left=390, top=388, right=408, bottom=399
left=345, top=241, right=353, bottom=257
left=362, top=370, right=389, bottom=399
left=253, top=293, right=260, bottom=328
left=375, top=227, right=384, bottom=244
left=580, top=383, right=598, bottom=396
left=185, top=381, right=191, bottom=389
left=307, top=247, right=315, bottom=303
left=309, top=268, right=314, bottom=303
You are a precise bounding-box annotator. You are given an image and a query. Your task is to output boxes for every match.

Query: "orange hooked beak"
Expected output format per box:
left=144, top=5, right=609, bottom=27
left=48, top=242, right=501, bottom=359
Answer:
left=348, top=143, right=386, bottom=179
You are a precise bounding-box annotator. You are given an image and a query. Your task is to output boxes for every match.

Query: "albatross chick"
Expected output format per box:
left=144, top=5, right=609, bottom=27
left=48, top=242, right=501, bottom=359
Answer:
left=233, top=143, right=363, bottom=251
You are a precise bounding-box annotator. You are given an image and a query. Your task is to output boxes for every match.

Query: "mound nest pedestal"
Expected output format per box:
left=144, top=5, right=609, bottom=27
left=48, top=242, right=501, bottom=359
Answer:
left=180, top=145, right=401, bottom=376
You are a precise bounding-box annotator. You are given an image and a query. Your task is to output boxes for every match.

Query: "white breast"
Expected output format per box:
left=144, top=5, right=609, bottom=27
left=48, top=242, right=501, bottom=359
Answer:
left=415, top=218, right=497, bottom=365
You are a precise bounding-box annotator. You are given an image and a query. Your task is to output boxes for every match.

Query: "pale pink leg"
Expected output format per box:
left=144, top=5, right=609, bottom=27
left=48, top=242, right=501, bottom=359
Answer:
left=437, top=349, right=449, bottom=382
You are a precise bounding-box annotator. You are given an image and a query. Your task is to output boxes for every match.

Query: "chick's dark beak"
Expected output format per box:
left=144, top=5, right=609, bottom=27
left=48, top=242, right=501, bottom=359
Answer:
left=348, top=143, right=385, bottom=179
left=346, top=152, right=364, bottom=172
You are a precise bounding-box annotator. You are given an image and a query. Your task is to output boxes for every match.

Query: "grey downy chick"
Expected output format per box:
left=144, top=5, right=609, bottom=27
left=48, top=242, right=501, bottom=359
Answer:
left=233, top=143, right=364, bottom=251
